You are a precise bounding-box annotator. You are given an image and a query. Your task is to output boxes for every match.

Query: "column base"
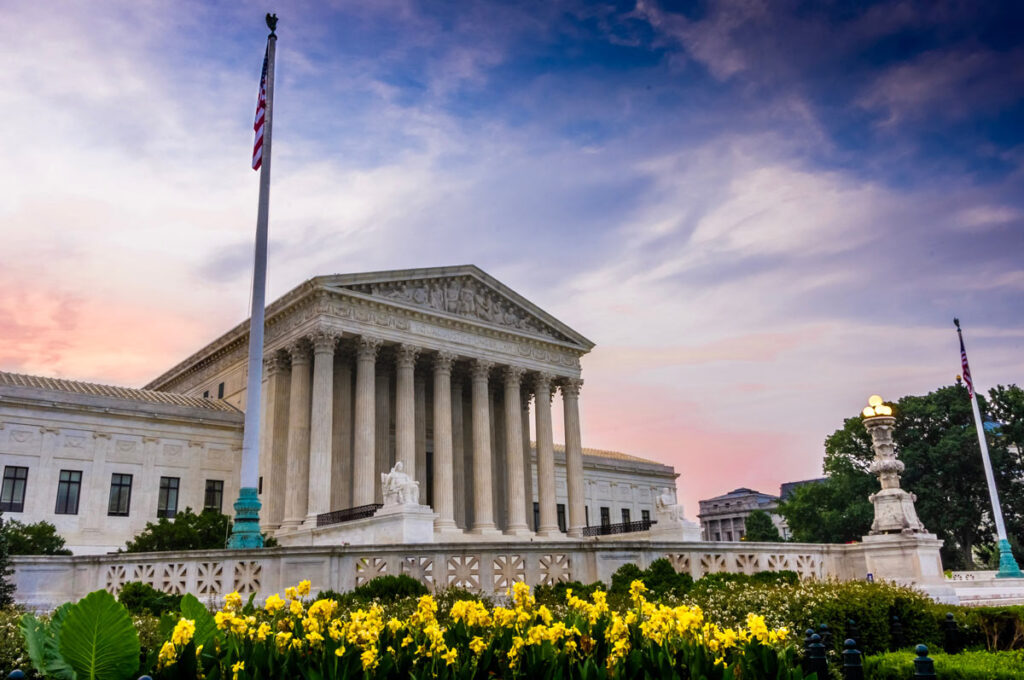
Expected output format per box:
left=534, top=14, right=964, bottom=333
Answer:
left=469, top=525, right=503, bottom=537
left=504, top=525, right=533, bottom=537
left=434, top=518, right=460, bottom=532
left=535, top=527, right=563, bottom=538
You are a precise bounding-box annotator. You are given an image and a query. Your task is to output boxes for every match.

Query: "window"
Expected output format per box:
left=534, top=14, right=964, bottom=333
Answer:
left=1, top=466, right=29, bottom=512
left=158, top=476, right=180, bottom=518
left=585, top=506, right=589, bottom=526
left=726, top=531, right=733, bottom=541
left=108, top=473, right=133, bottom=516
left=55, top=470, right=82, bottom=515
left=641, top=509, right=650, bottom=523
left=621, top=508, right=631, bottom=524
left=600, top=506, right=610, bottom=527
left=202, top=390, right=209, bottom=398
left=204, top=480, right=224, bottom=512
left=533, top=502, right=539, bottom=529
left=217, top=382, right=225, bottom=399
left=556, top=503, right=567, bottom=533
left=714, top=532, right=721, bottom=541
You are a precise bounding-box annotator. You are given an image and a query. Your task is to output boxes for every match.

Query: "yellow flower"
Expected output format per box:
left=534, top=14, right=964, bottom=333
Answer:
left=442, top=647, right=458, bottom=666
left=285, top=586, right=298, bottom=601
left=335, top=645, right=347, bottom=657
left=157, top=641, right=177, bottom=669
left=469, top=636, right=486, bottom=655
left=360, top=646, right=379, bottom=671
left=290, top=599, right=304, bottom=616
left=224, top=591, right=243, bottom=612
left=511, top=581, right=535, bottom=610
left=306, top=630, right=324, bottom=646
left=387, top=618, right=403, bottom=633
left=264, top=593, right=285, bottom=613
left=275, top=631, right=293, bottom=651
left=308, top=598, right=337, bottom=621
left=231, top=660, right=244, bottom=680
left=297, top=579, right=311, bottom=597
left=214, top=611, right=232, bottom=631
left=628, top=580, right=647, bottom=604
left=256, top=622, right=271, bottom=642
left=171, top=618, right=196, bottom=647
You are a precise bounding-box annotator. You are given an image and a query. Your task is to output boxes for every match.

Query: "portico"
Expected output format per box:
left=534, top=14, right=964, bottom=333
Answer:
left=144, top=266, right=595, bottom=541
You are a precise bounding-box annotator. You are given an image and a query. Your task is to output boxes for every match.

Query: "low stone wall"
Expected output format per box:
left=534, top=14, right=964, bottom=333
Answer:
left=12, top=540, right=856, bottom=610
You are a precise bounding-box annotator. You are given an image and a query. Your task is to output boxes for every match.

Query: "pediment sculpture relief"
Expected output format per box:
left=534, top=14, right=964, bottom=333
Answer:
left=346, top=278, right=566, bottom=341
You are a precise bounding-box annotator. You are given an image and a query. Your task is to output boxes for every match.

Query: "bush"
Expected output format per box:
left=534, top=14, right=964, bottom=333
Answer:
left=609, top=562, right=644, bottom=594
left=347, top=574, right=428, bottom=603
left=117, top=581, right=182, bottom=616
left=959, top=605, right=1024, bottom=651
left=0, top=606, right=29, bottom=673
left=534, top=579, right=603, bottom=605
left=864, top=648, right=1024, bottom=679
left=124, top=508, right=230, bottom=552
left=0, top=515, right=15, bottom=608
left=644, top=558, right=694, bottom=597
left=2, top=520, right=72, bottom=555
left=745, top=510, right=784, bottom=542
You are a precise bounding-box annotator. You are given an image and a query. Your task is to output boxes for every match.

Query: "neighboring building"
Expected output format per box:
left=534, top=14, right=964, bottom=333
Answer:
left=779, top=477, right=826, bottom=501
left=1, top=265, right=684, bottom=552
left=697, top=487, right=789, bottom=541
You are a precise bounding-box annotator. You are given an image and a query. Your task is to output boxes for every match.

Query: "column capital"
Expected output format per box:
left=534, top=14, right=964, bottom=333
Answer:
left=263, top=350, right=290, bottom=376
left=503, top=365, right=527, bottom=387
left=395, top=343, right=420, bottom=369
left=310, top=328, right=339, bottom=354
left=287, top=338, right=312, bottom=364
left=559, top=378, right=583, bottom=399
left=533, top=372, right=555, bottom=401
left=356, top=335, right=383, bottom=361
left=434, top=350, right=457, bottom=374
left=471, top=359, right=494, bottom=381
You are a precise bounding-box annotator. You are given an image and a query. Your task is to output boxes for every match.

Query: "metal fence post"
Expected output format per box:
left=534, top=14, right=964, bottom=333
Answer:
left=841, top=639, right=864, bottom=680
left=913, top=644, right=936, bottom=678
left=805, top=633, right=827, bottom=677
left=941, top=612, right=960, bottom=654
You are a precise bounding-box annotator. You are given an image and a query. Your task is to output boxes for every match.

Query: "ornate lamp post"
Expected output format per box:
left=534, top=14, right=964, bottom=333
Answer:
left=862, top=395, right=927, bottom=535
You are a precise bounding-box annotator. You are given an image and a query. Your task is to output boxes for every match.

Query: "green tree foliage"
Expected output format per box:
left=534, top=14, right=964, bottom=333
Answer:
left=744, top=510, right=784, bottom=542
left=778, top=384, right=1024, bottom=569
left=0, top=514, right=16, bottom=607
left=124, top=508, right=229, bottom=552
left=3, top=519, right=72, bottom=555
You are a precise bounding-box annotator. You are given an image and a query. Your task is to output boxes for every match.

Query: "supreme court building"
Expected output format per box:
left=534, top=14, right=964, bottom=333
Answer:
left=0, top=266, right=680, bottom=552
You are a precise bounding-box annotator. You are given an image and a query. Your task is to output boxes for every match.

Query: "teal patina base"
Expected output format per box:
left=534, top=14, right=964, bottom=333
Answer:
left=995, top=539, right=1023, bottom=578
left=227, top=487, right=264, bottom=549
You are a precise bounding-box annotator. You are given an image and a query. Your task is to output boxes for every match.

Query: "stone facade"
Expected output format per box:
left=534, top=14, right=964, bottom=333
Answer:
left=697, top=487, right=790, bottom=541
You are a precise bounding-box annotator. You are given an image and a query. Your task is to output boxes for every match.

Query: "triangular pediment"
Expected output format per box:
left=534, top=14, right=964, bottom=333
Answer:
left=318, top=265, right=593, bottom=349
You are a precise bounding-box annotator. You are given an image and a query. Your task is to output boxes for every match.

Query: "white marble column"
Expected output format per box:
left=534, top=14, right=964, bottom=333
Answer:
left=561, top=378, right=586, bottom=537
left=395, top=344, right=418, bottom=478
left=451, top=377, right=467, bottom=529
left=433, top=352, right=458, bottom=531
left=520, top=388, right=534, bottom=531
left=470, top=359, right=500, bottom=534
left=534, top=372, right=559, bottom=536
left=489, top=386, right=504, bottom=529
left=374, top=365, right=392, bottom=504
left=331, top=353, right=353, bottom=510
left=259, top=351, right=291, bottom=530
left=281, top=339, right=312, bottom=530
left=415, top=372, right=428, bottom=492
left=304, top=329, right=338, bottom=526
left=503, top=367, right=530, bottom=535
left=352, top=336, right=381, bottom=507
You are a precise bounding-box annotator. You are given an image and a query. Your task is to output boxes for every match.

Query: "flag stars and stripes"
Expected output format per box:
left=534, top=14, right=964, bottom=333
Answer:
left=252, top=47, right=268, bottom=170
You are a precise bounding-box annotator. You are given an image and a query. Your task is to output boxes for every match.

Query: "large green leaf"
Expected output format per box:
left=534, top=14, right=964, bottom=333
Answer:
left=20, top=605, right=76, bottom=680
left=179, top=593, right=217, bottom=649
left=58, top=589, right=140, bottom=680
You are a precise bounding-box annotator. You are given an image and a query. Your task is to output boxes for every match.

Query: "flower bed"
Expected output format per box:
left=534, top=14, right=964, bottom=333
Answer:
left=19, top=580, right=811, bottom=680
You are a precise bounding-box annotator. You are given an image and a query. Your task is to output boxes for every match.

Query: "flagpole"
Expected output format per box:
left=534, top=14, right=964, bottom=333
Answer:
left=228, top=14, right=278, bottom=549
left=955, top=318, right=1022, bottom=578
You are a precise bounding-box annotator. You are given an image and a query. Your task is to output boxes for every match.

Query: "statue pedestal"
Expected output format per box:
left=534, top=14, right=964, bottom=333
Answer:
left=277, top=504, right=437, bottom=547
left=649, top=516, right=702, bottom=542
left=859, top=533, right=958, bottom=603
left=869, top=488, right=926, bottom=534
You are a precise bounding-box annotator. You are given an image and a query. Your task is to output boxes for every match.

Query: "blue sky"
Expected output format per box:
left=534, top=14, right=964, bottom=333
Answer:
left=2, top=0, right=1022, bottom=510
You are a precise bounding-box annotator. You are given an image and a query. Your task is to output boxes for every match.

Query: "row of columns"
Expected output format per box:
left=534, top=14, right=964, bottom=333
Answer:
left=259, top=330, right=587, bottom=537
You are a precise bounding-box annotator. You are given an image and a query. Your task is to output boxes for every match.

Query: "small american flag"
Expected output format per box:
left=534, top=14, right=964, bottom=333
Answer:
left=252, top=46, right=268, bottom=170
left=960, top=332, right=974, bottom=398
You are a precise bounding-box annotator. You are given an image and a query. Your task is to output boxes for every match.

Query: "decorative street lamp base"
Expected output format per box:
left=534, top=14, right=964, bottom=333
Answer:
left=227, top=487, right=264, bottom=550
left=995, top=539, right=1023, bottom=579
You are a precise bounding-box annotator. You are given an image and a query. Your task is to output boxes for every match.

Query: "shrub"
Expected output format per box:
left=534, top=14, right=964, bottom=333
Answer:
left=863, top=648, right=1024, bottom=679
left=744, top=510, right=784, bottom=542
left=644, top=558, right=694, bottom=597
left=0, top=606, right=29, bottom=673
left=2, top=520, right=72, bottom=556
left=534, top=579, right=603, bottom=605
left=609, top=562, right=644, bottom=594
left=117, top=581, right=183, bottom=617
left=959, top=605, right=1024, bottom=651
left=124, top=508, right=230, bottom=552
left=0, top=515, right=15, bottom=608
left=348, top=574, right=428, bottom=603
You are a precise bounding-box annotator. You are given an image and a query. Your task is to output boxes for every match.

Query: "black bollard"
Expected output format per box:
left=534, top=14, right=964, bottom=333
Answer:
left=914, top=644, right=936, bottom=678
left=804, top=628, right=815, bottom=647
left=819, top=623, right=833, bottom=651
left=845, top=618, right=860, bottom=649
left=942, top=612, right=960, bottom=654
left=7, top=671, right=26, bottom=680
left=890, top=615, right=903, bottom=651
left=805, top=633, right=827, bottom=677
left=841, top=639, right=864, bottom=680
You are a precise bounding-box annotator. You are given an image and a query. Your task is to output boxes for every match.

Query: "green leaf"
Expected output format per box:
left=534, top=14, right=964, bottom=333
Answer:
left=59, top=589, right=141, bottom=680
left=20, top=606, right=76, bottom=680
left=180, top=593, right=218, bottom=649
left=20, top=612, right=53, bottom=677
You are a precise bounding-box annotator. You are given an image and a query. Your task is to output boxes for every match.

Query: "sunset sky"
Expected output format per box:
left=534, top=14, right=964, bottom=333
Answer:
left=2, top=1, right=1023, bottom=512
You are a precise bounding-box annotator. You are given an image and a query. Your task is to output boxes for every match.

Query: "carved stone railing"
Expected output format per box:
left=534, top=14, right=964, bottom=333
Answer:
left=317, top=503, right=383, bottom=527
left=582, top=519, right=655, bottom=536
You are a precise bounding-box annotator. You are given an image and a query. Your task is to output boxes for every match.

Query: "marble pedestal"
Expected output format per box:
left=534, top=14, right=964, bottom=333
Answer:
left=276, top=504, right=438, bottom=547
left=860, top=533, right=958, bottom=603
left=649, top=518, right=702, bottom=542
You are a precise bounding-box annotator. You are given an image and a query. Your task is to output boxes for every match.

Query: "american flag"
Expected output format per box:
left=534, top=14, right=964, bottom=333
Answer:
left=252, top=46, right=268, bottom=170
left=960, top=332, right=974, bottom=398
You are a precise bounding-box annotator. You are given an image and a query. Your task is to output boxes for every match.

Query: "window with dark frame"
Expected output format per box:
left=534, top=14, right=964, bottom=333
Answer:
left=157, top=476, right=180, bottom=518
left=641, top=509, right=650, bottom=523
left=585, top=506, right=589, bottom=526
left=1, top=466, right=29, bottom=512
left=55, top=469, right=82, bottom=515
left=556, top=503, right=567, bottom=533
left=621, top=508, right=631, bottom=524
left=217, top=382, right=225, bottom=399
left=533, top=502, right=539, bottom=529
left=108, top=473, right=133, bottom=516
left=600, top=506, right=610, bottom=527
left=204, top=479, right=224, bottom=512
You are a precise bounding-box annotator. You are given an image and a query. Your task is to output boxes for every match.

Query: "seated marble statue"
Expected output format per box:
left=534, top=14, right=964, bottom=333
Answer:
left=655, top=487, right=687, bottom=523
left=380, top=461, right=420, bottom=507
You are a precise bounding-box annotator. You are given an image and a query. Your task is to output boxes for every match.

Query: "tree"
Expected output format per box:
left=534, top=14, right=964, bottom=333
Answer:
left=0, top=514, right=17, bottom=606
left=2, top=519, right=72, bottom=555
left=124, top=508, right=230, bottom=552
left=744, top=509, right=784, bottom=542
left=778, top=384, right=1024, bottom=570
